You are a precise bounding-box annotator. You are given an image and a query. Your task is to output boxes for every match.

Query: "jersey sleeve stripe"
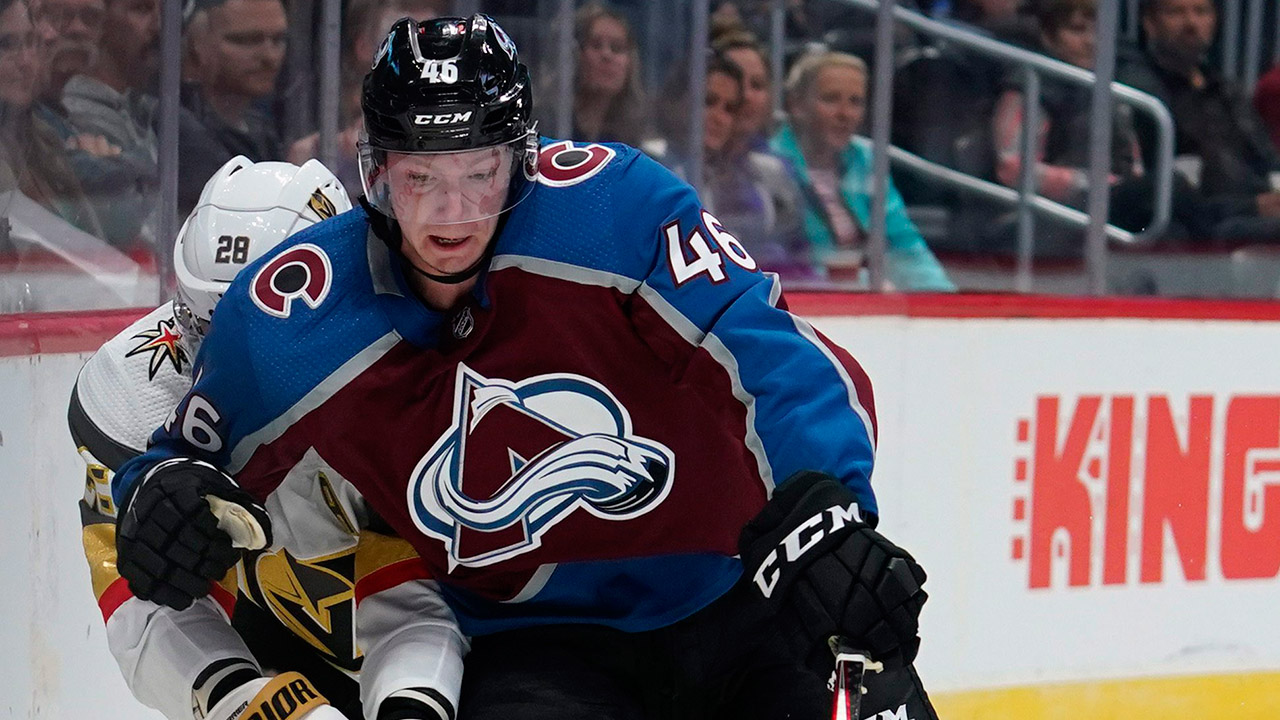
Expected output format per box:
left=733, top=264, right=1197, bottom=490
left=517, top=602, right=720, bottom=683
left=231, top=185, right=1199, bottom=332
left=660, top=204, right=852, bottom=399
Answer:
left=227, top=331, right=402, bottom=474
left=787, top=315, right=878, bottom=453
left=636, top=281, right=774, bottom=490
left=636, top=283, right=705, bottom=345
left=355, top=559, right=432, bottom=605
left=98, top=577, right=133, bottom=622
left=68, top=383, right=143, bottom=472
left=640, top=272, right=876, bottom=507
left=210, top=582, right=236, bottom=619
left=490, top=255, right=643, bottom=293
left=697, top=333, right=775, bottom=492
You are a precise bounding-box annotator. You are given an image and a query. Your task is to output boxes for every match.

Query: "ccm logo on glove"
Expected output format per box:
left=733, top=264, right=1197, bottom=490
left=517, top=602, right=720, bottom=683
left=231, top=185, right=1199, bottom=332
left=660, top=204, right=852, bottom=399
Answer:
left=752, top=502, right=864, bottom=598
left=739, top=471, right=928, bottom=673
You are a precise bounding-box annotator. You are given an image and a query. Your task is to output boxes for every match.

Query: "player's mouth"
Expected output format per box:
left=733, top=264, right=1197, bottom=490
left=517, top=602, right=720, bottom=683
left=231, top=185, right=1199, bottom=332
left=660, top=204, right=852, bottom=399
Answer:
left=430, top=234, right=472, bottom=248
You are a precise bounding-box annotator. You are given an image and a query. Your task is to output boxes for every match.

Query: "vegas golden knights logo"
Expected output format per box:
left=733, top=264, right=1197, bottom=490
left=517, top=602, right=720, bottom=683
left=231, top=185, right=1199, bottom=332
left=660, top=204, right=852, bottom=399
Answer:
left=242, top=546, right=361, bottom=670
left=309, top=190, right=337, bottom=220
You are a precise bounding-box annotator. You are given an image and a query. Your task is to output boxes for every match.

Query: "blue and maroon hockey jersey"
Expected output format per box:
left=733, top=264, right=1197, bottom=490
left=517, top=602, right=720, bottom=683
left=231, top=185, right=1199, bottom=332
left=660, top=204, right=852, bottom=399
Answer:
left=114, top=140, right=878, bottom=636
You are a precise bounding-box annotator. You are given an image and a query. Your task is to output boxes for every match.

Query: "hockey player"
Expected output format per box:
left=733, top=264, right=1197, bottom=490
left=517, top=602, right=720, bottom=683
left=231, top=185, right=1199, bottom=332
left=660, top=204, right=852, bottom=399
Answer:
left=111, top=14, right=935, bottom=719
left=72, top=157, right=466, bottom=720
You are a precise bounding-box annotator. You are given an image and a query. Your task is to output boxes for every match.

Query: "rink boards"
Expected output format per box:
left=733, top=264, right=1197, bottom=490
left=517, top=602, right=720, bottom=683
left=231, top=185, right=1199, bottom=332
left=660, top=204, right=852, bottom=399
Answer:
left=2, top=294, right=1279, bottom=719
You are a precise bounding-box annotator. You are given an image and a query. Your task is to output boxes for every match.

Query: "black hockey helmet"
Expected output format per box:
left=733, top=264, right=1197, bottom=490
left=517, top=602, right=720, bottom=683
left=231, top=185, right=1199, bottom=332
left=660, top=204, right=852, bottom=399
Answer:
left=359, top=14, right=540, bottom=225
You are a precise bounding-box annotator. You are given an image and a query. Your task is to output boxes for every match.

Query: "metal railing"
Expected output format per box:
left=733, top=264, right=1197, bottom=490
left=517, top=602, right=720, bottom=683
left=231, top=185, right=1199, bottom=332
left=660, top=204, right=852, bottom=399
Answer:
left=836, top=0, right=1176, bottom=294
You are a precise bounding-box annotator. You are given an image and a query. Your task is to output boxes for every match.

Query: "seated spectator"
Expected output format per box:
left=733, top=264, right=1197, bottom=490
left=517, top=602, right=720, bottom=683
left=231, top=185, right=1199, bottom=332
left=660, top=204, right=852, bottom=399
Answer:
left=287, top=0, right=445, bottom=195
left=179, top=0, right=287, bottom=214
left=570, top=2, right=647, bottom=146
left=714, top=28, right=774, bottom=152
left=985, top=0, right=1192, bottom=252
left=1119, top=0, right=1280, bottom=244
left=1, top=0, right=105, bottom=242
left=710, top=32, right=811, bottom=279
left=1253, top=63, right=1280, bottom=151
left=770, top=51, right=955, bottom=290
left=994, top=0, right=1144, bottom=207
left=62, top=0, right=161, bottom=251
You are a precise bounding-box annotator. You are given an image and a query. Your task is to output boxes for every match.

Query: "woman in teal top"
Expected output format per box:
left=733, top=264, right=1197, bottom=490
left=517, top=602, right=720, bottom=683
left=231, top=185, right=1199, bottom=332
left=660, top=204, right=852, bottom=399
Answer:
left=771, top=50, right=955, bottom=291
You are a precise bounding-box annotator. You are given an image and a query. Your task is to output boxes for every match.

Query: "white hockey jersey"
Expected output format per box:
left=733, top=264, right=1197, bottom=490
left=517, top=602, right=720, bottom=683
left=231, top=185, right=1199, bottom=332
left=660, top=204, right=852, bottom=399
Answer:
left=70, top=304, right=466, bottom=720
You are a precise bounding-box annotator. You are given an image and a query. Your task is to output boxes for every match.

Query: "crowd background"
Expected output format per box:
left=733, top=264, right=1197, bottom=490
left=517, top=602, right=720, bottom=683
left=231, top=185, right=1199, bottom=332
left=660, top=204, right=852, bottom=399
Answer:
left=3, top=0, right=1280, bottom=311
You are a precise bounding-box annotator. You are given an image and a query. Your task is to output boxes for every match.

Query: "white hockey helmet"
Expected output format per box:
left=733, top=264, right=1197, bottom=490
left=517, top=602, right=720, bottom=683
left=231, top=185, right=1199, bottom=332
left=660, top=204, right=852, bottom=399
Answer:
left=173, top=155, right=352, bottom=344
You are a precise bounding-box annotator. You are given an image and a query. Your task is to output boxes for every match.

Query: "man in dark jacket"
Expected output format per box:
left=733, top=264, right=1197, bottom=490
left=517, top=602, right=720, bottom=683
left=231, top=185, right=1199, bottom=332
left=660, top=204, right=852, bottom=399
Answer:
left=177, top=0, right=287, bottom=215
left=1119, top=0, right=1280, bottom=243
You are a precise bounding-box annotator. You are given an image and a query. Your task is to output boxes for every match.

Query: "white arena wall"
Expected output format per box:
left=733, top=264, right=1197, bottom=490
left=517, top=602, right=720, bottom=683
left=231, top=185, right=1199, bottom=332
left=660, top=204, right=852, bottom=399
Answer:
left=3, top=294, right=1279, bottom=719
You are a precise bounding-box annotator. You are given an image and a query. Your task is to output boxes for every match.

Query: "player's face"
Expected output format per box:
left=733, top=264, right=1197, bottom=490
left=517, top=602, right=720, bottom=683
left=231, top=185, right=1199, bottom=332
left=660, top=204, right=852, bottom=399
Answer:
left=704, top=70, right=741, bottom=155
left=388, top=148, right=510, bottom=276
left=799, top=65, right=866, bottom=159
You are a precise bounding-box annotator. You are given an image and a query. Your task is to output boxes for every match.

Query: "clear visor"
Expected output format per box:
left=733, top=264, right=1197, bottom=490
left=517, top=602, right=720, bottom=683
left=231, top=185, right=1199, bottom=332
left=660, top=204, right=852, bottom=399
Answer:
left=359, top=132, right=539, bottom=226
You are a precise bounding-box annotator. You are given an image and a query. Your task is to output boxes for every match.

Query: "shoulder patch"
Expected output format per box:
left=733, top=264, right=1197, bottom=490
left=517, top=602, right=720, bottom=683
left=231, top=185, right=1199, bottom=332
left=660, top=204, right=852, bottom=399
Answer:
left=309, top=190, right=337, bottom=220
left=125, top=316, right=189, bottom=380
left=537, top=140, right=616, bottom=187
left=251, top=243, right=333, bottom=318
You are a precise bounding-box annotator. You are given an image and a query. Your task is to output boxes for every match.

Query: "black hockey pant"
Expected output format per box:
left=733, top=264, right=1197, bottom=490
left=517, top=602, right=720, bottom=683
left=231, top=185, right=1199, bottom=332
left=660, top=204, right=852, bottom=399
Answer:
left=457, top=579, right=938, bottom=720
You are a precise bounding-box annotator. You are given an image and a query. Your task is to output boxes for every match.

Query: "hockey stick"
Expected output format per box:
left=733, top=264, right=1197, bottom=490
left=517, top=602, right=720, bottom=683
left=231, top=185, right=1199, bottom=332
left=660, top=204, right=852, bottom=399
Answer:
left=829, top=638, right=883, bottom=720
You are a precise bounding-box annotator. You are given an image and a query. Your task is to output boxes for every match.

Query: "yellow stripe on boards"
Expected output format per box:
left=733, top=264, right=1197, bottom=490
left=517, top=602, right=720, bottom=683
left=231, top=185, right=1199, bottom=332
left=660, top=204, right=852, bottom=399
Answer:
left=931, top=672, right=1280, bottom=720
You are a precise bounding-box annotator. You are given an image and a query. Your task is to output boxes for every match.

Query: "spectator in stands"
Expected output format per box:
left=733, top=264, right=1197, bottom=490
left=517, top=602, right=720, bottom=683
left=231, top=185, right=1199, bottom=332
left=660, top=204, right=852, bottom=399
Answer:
left=178, top=0, right=286, bottom=214
left=570, top=2, right=647, bottom=146
left=0, top=0, right=105, bottom=242
left=30, top=0, right=103, bottom=111
left=29, top=0, right=147, bottom=244
left=993, top=0, right=1144, bottom=209
left=771, top=51, right=954, bottom=290
left=0, top=0, right=37, bottom=113
left=1120, top=0, right=1280, bottom=244
left=699, top=51, right=810, bottom=280
left=714, top=29, right=775, bottom=152
left=0, top=0, right=40, bottom=187
left=701, top=32, right=811, bottom=279
left=287, top=0, right=445, bottom=195
left=61, top=0, right=160, bottom=250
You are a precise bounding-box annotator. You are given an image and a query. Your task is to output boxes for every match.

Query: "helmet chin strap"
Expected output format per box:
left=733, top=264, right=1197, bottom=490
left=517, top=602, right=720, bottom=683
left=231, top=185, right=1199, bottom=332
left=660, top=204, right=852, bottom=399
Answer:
left=361, top=195, right=506, bottom=288
left=401, top=248, right=492, bottom=285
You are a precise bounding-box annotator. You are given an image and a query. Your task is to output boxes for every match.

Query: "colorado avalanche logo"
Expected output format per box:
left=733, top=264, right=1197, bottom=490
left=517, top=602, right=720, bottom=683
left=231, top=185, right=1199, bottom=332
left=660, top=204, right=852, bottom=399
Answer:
left=251, top=244, right=332, bottom=318
left=537, top=141, right=615, bottom=187
left=408, top=364, right=675, bottom=569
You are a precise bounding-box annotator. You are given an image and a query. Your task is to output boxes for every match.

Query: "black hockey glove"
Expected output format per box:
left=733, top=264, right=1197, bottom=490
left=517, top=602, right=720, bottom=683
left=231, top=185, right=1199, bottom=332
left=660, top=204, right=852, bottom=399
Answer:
left=377, top=688, right=455, bottom=720
left=116, top=458, right=272, bottom=611
left=739, top=471, right=928, bottom=675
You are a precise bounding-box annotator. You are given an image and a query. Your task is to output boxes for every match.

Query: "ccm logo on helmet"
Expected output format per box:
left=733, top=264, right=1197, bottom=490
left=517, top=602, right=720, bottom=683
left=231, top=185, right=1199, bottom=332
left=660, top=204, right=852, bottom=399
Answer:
left=537, top=140, right=616, bottom=187
left=414, top=111, right=473, bottom=126
left=752, top=502, right=864, bottom=598
left=251, top=244, right=332, bottom=319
